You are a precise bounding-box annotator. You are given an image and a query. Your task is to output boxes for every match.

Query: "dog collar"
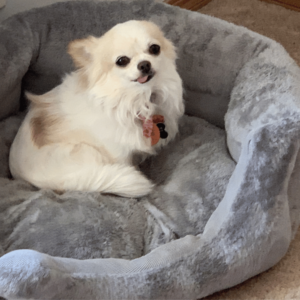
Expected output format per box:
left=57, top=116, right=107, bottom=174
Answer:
left=140, top=115, right=168, bottom=146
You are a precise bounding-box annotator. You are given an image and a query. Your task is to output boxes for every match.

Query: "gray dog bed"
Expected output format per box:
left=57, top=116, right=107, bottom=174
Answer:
left=1, top=0, right=300, bottom=299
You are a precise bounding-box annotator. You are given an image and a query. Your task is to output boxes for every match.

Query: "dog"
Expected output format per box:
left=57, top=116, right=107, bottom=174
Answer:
left=9, top=20, right=184, bottom=198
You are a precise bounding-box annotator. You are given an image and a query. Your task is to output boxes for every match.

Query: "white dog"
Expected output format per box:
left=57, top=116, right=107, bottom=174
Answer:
left=9, top=20, right=184, bottom=198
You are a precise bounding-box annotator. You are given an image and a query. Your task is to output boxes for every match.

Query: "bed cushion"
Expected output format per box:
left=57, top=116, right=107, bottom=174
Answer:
left=1, top=1, right=300, bottom=299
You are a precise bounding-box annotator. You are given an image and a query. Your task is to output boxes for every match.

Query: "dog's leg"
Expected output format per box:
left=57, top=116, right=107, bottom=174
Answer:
left=25, top=143, right=153, bottom=198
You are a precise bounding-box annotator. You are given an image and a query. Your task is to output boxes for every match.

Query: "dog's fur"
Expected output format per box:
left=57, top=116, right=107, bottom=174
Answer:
left=9, top=20, right=184, bottom=198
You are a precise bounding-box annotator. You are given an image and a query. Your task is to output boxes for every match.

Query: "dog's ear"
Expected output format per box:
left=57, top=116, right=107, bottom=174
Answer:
left=163, top=38, right=177, bottom=62
left=68, top=36, right=98, bottom=68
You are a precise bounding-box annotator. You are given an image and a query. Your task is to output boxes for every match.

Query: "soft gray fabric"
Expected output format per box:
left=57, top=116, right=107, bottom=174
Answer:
left=0, top=114, right=233, bottom=260
left=1, top=0, right=300, bottom=299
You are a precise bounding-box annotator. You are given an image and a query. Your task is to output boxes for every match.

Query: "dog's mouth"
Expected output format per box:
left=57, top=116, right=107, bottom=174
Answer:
left=134, top=72, right=155, bottom=84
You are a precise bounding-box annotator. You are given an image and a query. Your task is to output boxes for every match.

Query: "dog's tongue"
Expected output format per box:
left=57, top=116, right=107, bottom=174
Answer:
left=137, top=76, right=148, bottom=84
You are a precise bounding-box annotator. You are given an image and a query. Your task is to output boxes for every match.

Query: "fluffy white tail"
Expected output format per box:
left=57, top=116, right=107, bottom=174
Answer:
left=11, top=142, right=153, bottom=198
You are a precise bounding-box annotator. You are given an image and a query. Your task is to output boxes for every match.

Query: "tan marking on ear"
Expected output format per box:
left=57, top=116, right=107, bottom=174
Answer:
left=163, top=38, right=177, bottom=61
left=68, top=36, right=107, bottom=88
left=68, top=36, right=98, bottom=68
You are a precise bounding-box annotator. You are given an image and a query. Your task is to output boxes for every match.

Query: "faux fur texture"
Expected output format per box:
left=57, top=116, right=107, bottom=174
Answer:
left=0, top=114, right=233, bottom=259
left=1, top=0, right=300, bottom=299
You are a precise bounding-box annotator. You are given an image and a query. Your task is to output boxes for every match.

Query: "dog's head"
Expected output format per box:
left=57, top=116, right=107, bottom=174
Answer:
left=68, top=20, right=176, bottom=88
left=68, top=20, right=181, bottom=123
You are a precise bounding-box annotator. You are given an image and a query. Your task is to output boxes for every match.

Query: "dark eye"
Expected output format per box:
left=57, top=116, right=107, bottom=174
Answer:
left=149, top=44, right=160, bottom=55
left=116, top=56, right=130, bottom=67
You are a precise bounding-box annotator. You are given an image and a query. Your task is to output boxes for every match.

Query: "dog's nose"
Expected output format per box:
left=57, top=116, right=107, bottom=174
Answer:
left=138, top=61, right=151, bottom=74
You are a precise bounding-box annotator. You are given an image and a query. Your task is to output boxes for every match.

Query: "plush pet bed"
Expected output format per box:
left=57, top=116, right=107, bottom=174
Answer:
left=1, top=0, right=300, bottom=299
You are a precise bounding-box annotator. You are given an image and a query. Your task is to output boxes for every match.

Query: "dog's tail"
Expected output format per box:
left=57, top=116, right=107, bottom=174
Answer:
left=92, top=164, right=154, bottom=198
left=57, top=163, right=154, bottom=198
left=17, top=143, right=153, bottom=198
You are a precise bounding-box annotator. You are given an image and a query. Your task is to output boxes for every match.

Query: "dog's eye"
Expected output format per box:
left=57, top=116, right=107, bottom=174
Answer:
left=149, top=44, right=160, bottom=55
left=116, top=56, right=130, bottom=67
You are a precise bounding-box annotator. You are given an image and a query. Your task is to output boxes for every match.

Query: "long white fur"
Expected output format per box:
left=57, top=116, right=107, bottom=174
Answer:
left=9, top=20, right=184, bottom=198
